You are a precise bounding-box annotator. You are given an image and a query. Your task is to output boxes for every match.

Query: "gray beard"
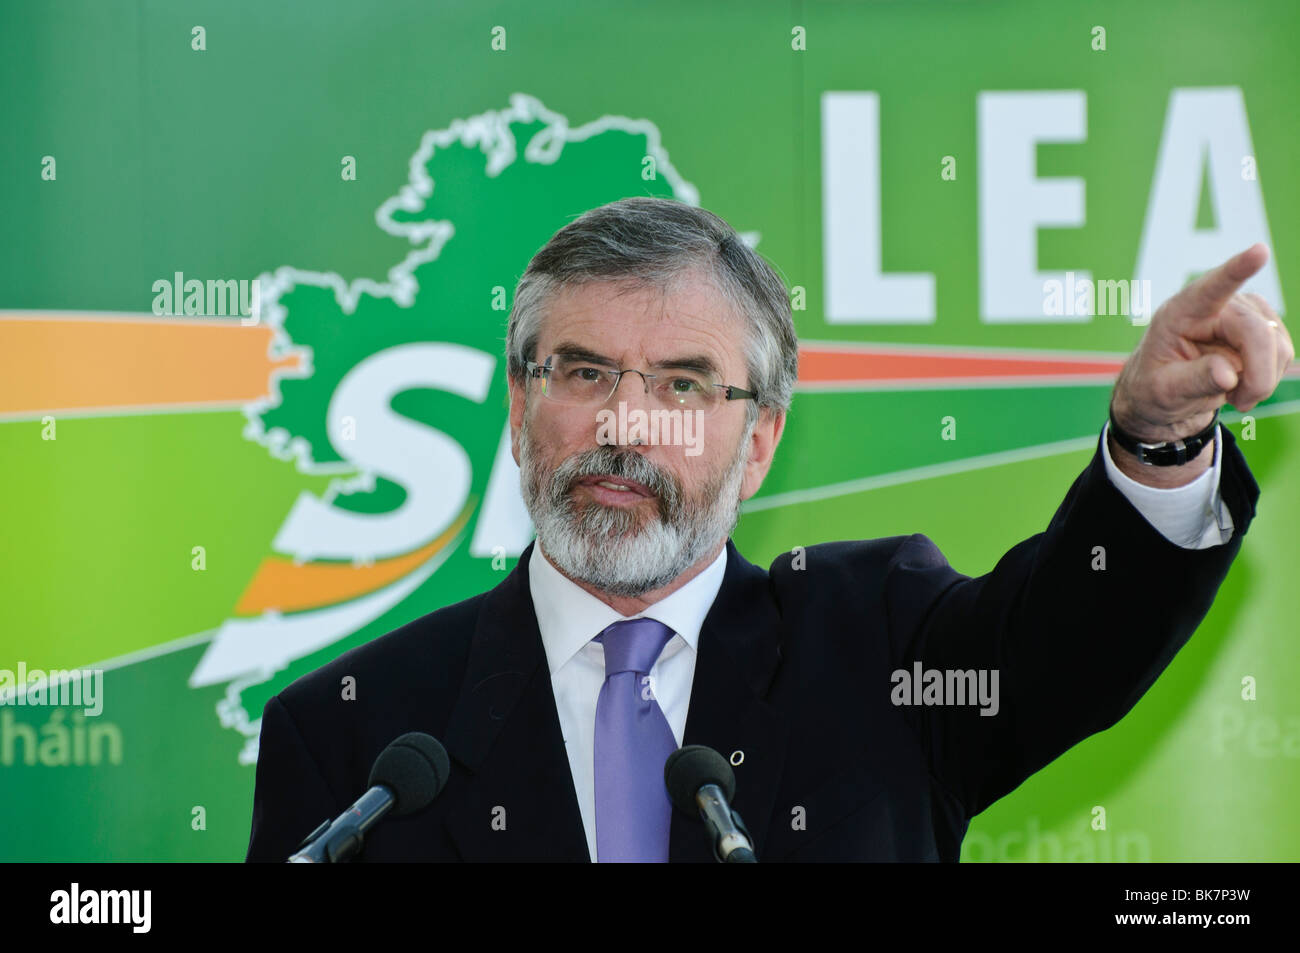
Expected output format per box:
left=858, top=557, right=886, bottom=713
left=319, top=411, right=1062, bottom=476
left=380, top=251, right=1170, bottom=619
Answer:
left=518, top=416, right=752, bottom=597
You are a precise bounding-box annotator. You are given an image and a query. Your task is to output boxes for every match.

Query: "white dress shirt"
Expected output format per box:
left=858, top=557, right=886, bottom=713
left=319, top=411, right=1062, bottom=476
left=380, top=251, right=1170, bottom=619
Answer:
left=529, top=540, right=726, bottom=862
left=1100, top=422, right=1234, bottom=548
left=529, top=424, right=1232, bottom=860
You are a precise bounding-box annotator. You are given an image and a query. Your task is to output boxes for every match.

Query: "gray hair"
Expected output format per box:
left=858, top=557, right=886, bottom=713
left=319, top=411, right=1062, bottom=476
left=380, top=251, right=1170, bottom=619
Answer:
left=505, top=196, right=798, bottom=424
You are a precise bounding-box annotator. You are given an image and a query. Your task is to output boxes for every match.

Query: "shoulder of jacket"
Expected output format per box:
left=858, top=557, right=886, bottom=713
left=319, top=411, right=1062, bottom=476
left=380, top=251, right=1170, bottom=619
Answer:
left=765, top=534, right=939, bottom=578
left=275, top=588, right=488, bottom=710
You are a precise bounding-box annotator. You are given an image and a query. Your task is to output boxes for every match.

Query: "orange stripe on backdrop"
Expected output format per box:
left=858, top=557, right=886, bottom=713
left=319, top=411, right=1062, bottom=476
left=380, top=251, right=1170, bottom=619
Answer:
left=0, top=314, right=304, bottom=416
left=233, top=502, right=476, bottom=615
left=797, top=346, right=1125, bottom=384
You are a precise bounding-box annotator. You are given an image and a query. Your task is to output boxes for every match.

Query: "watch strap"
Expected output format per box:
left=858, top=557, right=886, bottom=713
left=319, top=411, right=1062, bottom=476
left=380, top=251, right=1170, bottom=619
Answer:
left=1107, top=407, right=1219, bottom=466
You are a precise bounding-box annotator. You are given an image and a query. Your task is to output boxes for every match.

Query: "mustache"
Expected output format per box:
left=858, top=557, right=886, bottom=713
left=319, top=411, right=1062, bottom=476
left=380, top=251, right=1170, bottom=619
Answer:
left=550, top=446, right=683, bottom=516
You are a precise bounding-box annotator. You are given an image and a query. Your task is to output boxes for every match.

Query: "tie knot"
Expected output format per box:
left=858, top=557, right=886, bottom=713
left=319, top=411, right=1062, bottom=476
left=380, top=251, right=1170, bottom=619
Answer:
left=597, top=618, right=675, bottom=676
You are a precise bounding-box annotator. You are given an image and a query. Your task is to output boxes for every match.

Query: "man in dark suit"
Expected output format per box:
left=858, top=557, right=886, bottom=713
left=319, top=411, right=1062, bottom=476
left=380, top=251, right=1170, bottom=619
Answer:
left=246, top=197, right=1289, bottom=862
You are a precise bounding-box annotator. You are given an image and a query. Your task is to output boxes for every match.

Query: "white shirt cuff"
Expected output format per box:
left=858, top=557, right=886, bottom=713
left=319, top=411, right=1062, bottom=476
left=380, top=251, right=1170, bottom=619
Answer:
left=1100, top=421, right=1234, bottom=550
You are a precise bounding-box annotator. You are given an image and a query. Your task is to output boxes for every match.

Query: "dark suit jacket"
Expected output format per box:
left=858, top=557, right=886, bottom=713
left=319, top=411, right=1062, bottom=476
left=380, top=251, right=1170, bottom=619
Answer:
left=246, top=428, right=1259, bottom=862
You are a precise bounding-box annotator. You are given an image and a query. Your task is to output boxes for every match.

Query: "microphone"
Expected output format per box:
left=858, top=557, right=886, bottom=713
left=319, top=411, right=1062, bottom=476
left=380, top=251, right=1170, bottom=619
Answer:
left=664, top=744, right=757, bottom=863
left=288, top=731, right=450, bottom=863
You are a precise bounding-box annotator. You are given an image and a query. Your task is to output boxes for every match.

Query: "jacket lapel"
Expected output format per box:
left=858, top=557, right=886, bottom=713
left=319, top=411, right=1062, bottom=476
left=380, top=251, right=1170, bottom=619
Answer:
left=441, top=538, right=789, bottom=863
left=669, top=539, right=789, bottom=862
left=441, top=542, right=591, bottom=861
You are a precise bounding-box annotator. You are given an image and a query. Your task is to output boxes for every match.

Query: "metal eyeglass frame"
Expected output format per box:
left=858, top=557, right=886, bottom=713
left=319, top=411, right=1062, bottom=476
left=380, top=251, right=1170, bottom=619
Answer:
left=524, top=355, right=759, bottom=409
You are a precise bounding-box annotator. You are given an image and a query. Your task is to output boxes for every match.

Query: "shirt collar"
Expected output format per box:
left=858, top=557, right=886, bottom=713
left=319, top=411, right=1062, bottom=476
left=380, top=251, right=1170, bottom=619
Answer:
left=529, top=541, right=728, bottom=675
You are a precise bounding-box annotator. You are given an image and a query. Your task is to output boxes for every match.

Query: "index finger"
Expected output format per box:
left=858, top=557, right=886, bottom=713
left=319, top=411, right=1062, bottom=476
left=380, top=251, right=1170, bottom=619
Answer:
left=1180, top=243, right=1271, bottom=320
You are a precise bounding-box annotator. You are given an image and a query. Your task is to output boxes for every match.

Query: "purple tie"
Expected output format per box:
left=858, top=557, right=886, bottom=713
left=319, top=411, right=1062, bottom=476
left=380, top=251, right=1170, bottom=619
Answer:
left=593, top=618, right=678, bottom=862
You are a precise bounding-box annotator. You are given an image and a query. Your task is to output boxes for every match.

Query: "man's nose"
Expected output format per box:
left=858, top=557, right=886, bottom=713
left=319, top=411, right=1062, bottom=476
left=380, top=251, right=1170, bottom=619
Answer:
left=608, top=370, right=655, bottom=410
left=606, top=371, right=654, bottom=447
left=611, top=369, right=652, bottom=399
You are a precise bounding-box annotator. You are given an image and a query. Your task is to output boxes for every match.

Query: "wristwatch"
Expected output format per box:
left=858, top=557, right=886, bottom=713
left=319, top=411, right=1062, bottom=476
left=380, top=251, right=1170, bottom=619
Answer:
left=1107, top=406, right=1219, bottom=466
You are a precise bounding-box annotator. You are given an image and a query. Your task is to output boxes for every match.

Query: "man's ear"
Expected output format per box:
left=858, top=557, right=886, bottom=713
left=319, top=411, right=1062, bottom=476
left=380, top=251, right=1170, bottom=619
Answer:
left=739, top=406, right=786, bottom=502
left=508, top=375, right=525, bottom=466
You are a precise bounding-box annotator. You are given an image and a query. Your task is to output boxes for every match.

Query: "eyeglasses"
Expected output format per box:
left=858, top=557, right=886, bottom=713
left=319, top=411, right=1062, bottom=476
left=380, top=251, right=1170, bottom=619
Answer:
left=525, top=354, right=759, bottom=417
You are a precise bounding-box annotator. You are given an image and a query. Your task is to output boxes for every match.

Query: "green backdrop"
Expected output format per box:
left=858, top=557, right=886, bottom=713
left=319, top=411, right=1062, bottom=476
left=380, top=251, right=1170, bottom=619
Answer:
left=1, top=0, right=1296, bottom=861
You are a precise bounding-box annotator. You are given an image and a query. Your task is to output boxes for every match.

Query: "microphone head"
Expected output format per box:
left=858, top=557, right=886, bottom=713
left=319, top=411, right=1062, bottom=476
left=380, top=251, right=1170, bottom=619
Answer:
left=664, top=744, right=736, bottom=815
left=368, top=732, right=451, bottom=817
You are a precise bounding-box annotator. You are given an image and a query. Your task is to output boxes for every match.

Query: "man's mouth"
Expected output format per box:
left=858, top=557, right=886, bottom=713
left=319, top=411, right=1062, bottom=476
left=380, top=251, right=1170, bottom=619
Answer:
left=575, top=474, right=656, bottom=504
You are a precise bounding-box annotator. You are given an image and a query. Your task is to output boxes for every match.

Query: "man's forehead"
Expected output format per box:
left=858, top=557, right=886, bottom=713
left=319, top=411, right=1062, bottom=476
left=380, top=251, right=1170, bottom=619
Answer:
left=548, top=273, right=729, bottom=317
left=537, top=277, right=741, bottom=363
